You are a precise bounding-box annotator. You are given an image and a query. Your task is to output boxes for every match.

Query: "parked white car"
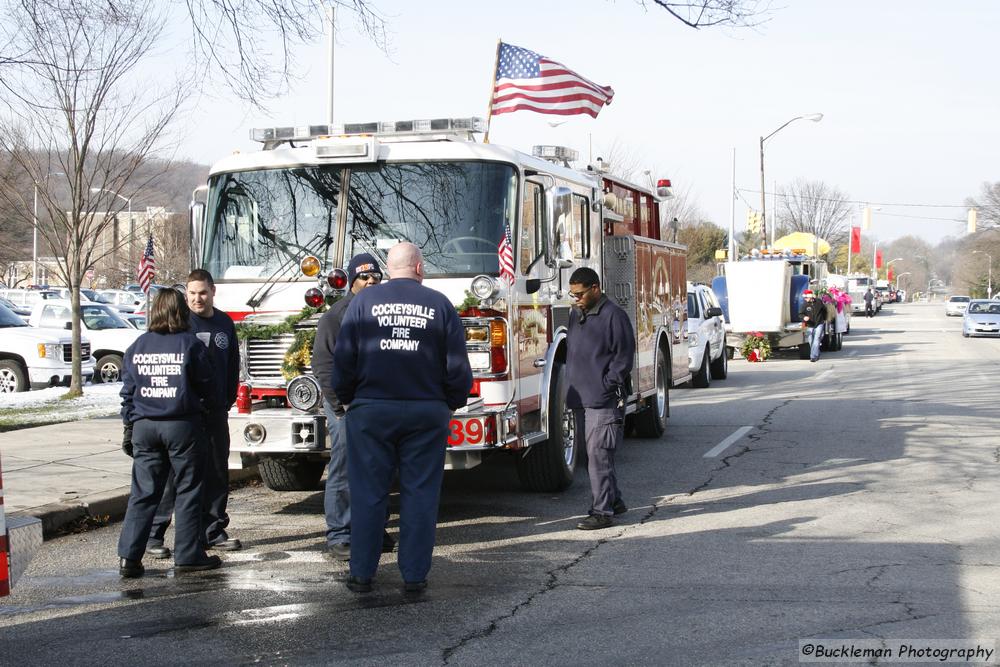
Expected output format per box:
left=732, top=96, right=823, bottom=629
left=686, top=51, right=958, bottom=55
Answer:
left=0, top=301, right=94, bottom=392
left=27, top=299, right=141, bottom=383
left=96, top=288, right=144, bottom=313
left=687, top=283, right=728, bottom=387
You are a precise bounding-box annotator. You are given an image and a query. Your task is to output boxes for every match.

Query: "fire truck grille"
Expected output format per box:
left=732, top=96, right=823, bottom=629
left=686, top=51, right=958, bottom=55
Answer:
left=246, top=333, right=310, bottom=381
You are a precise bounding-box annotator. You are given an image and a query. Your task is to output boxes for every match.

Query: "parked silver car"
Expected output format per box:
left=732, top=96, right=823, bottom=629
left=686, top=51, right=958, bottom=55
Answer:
left=686, top=283, right=728, bottom=388
left=962, top=300, right=1000, bottom=337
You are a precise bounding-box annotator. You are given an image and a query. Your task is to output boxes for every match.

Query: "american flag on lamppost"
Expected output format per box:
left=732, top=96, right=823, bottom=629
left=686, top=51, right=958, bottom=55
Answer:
left=137, top=235, right=155, bottom=295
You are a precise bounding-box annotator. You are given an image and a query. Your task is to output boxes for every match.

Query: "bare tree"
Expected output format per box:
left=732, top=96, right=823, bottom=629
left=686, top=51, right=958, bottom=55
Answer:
left=0, top=0, right=183, bottom=395
left=774, top=179, right=853, bottom=251
left=638, top=0, right=771, bottom=28
left=965, top=181, right=1000, bottom=229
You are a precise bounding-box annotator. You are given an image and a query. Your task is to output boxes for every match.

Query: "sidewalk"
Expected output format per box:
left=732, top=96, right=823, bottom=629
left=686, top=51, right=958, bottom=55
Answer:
left=0, top=416, right=257, bottom=537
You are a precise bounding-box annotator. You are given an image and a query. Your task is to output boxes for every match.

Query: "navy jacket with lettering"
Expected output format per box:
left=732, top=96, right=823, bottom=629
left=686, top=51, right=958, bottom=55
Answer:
left=311, top=291, right=355, bottom=411
left=565, top=295, right=636, bottom=409
left=120, top=331, right=216, bottom=423
left=189, top=309, right=239, bottom=411
left=332, top=278, right=473, bottom=410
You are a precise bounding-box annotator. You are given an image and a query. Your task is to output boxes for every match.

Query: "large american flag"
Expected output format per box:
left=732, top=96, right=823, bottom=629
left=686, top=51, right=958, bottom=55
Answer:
left=137, top=235, right=155, bottom=295
left=498, top=221, right=515, bottom=285
left=492, top=42, right=614, bottom=118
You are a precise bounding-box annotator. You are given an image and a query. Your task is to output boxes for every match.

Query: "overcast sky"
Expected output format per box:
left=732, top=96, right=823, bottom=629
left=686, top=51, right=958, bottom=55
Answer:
left=176, top=0, right=999, bottom=246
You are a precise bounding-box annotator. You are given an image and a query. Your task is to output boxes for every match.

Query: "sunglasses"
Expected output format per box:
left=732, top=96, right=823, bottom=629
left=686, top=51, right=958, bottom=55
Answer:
left=568, top=285, right=594, bottom=300
left=356, top=273, right=382, bottom=283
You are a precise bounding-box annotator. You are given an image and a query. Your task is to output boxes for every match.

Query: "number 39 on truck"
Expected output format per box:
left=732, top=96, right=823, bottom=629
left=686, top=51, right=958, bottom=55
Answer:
left=189, top=117, right=690, bottom=493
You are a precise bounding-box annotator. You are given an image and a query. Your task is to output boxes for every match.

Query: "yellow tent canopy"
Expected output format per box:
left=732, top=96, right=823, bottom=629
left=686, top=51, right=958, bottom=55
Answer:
left=772, top=231, right=830, bottom=256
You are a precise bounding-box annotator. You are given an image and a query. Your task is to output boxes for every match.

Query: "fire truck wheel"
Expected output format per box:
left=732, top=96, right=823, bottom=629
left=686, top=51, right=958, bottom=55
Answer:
left=633, top=349, right=667, bottom=438
left=710, top=339, right=728, bottom=380
left=258, top=456, right=325, bottom=491
left=516, top=362, right=576, bottom=492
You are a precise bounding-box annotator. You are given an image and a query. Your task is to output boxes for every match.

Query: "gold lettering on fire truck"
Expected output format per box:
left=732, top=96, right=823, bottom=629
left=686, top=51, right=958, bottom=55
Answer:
left=371, top=303, right=436, bottom=352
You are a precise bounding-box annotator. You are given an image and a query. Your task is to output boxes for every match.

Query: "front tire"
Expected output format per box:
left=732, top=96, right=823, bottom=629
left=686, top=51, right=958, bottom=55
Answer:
left=692, top=346, right=711, bottom=388
left=516, top=362, right=577, bottom=492
left=710, top=339, right=728, bottom=380
left=258, top=456, right=325, bottom=491
left=0, top=360, right=28, bottom=393
left=94, top=353, right=123, bottom=384
left=633, top=348, right=667, bottom=438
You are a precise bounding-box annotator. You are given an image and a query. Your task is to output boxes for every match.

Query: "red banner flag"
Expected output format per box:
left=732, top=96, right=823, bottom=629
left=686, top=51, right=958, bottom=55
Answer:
left=888, top=267, right=895, bottom=281
left=850, top=226, right=861, bottom=253
left=876, top=249, right=884, bottom=268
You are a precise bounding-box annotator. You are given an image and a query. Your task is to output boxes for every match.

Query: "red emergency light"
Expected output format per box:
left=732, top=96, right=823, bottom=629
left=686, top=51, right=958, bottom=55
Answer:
left=327, top=268, right=348, bottom=290
left=236, top=384, right=252, bottom=414
left=304, top=288, right=325, bottom=308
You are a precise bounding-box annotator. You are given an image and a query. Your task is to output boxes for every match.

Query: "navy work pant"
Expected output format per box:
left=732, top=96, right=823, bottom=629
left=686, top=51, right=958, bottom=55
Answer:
left=345, top=398, right=451, bottom=583
left=323, top=400, right=350, bottom=546
left=579, top=407, right=624, bottom=516
left=118, top=417, right=208, bottom=564
left=149, top=410, right=232, bottom=547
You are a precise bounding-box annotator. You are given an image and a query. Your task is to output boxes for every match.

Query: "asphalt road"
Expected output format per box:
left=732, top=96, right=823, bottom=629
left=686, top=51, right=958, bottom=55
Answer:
left=3, top=303, right=999, bottom=666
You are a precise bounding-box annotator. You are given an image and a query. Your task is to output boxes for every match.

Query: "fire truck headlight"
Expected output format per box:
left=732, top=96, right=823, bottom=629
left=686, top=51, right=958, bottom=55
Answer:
left=471, top=274, right=498, bottom=300
left=300, top=255, right=321, bottom=277
left=243, top=423, right=266, bottom=445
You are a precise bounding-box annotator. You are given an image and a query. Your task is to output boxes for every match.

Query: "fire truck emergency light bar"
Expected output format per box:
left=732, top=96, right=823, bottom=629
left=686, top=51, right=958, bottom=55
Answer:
left=250, top=117, right=485, bottom=143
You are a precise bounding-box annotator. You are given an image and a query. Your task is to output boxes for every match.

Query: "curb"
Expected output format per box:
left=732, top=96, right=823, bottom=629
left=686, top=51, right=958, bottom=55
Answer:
left=9, top=467, right=259, bottom=539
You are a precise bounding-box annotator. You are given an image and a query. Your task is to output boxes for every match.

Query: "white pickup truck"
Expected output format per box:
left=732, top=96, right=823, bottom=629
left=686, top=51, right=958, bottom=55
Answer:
left=27, top=299, right=141, bottom=383
left=0, top=300, right=94, bottom=392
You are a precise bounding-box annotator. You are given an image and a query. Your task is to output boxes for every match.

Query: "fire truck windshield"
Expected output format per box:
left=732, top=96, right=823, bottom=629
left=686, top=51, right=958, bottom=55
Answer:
left=203, top=161, right=517, bottom=280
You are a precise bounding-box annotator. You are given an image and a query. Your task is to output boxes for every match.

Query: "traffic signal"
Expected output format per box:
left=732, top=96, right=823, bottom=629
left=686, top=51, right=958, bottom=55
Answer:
left=746, top=210, right=761, bottom=234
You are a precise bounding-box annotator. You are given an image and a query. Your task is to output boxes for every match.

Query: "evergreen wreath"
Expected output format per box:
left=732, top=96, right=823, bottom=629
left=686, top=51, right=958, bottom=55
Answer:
left=235, top=304, right=329, bottom=381
left=739, top=332, right=771, bottom=359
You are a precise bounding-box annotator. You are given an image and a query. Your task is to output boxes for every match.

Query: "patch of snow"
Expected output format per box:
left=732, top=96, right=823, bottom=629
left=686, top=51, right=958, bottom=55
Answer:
left=0, top=382, right=122, bottom=422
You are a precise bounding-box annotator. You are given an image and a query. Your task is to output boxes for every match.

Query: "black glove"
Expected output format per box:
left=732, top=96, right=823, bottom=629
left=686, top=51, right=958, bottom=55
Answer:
left=122, top=424, right=134, bottom=458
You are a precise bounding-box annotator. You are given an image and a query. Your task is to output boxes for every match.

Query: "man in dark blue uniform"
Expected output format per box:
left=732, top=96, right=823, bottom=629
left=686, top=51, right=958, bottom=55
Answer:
left=333, top=242, right=472, bottom=593
left=118, top=288, right=221, bottom=577
left=147, top=269, right=241, bottom=557
left=565, top=267, right=635, bottom=530
left=311, top=253, right=394, bottom=561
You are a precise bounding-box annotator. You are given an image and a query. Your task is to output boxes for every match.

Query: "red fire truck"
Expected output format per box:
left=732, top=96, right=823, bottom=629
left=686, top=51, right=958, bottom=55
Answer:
left=190, top=117, right=690, bottom=492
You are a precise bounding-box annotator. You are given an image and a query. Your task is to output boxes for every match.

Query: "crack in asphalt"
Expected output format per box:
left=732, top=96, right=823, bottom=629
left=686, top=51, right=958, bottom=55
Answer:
left=441, top=400, right=795, bottom=663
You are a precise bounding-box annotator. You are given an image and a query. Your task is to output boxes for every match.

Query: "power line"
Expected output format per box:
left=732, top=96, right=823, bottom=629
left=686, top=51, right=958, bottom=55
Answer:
left=736, top=187, right=970, bottom=210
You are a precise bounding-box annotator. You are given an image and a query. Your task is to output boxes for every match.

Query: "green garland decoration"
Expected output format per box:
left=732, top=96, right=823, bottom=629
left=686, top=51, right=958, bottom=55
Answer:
left=457, top=289, right=481, bottom=313
left=235, top=303, right=335, bottom=381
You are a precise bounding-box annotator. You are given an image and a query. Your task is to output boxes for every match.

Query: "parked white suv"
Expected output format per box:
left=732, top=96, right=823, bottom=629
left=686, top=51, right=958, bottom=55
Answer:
left=0, top=301, right=94, bottom=392
left=687, top=283, right=728, bottom=387
left=28, top=299, right=141, bottom=383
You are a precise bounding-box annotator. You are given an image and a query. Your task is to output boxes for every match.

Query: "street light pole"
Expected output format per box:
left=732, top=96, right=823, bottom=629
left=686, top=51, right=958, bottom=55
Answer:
left=32, top=171, right=65, bottom=286
left=758, top=113, right=823, bottom=250
left=90, top=187, right=132, bottom=275
left=973, top=250, right=992, bottom=297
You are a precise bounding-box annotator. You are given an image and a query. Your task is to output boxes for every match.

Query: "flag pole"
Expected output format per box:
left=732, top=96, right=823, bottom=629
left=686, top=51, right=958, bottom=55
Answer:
left=483, top=39, right=502, bottom=144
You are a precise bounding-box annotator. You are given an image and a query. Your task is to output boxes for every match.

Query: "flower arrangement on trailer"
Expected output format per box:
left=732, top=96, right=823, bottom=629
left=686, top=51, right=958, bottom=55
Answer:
left=818, top=286, right=851, bottom=314
left=740, top=331, right=771, bottom=362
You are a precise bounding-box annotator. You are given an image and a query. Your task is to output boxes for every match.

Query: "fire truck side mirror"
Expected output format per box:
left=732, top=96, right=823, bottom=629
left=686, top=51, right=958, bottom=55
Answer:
left=525, top=278, right=541, bottom=294
left=189, top=201, right=205, bottom=270
left=547, top=186, right=573, bottom=268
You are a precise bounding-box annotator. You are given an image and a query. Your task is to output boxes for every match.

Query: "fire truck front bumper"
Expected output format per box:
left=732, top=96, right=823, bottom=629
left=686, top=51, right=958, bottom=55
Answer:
left=230, top=408, right=328, bottom=457
left=444, top=402, right=519, bottom=471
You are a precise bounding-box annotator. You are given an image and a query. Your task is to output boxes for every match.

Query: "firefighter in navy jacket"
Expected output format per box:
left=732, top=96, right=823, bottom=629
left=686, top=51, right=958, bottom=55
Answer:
left=117, top=288, right=221, bottom=577
left=332, top=242, right=472, bottom=593
left=147, top=269, right=242, bottom=559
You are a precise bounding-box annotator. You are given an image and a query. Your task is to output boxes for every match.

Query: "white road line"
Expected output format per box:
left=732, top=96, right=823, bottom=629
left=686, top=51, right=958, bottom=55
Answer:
left=703, top=426, right=754, bottom=458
